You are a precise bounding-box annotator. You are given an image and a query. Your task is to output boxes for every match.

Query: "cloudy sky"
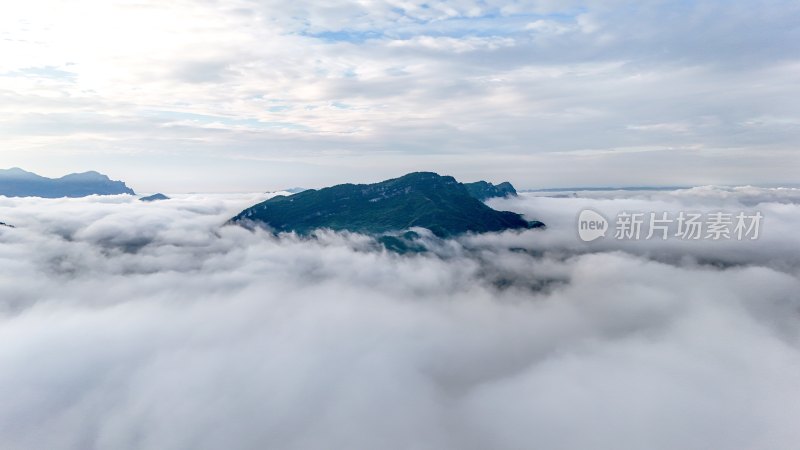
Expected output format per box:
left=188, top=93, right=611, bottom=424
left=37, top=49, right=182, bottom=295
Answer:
left=1, top=0, right=799, bottom=192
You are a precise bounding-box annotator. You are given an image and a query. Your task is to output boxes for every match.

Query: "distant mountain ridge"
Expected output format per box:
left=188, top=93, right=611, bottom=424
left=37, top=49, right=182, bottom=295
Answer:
left=0, top=168, right=135, bottom=198
left=231, top=172, right=543, bottom=238
left=463, top=180, right=517, bottom=201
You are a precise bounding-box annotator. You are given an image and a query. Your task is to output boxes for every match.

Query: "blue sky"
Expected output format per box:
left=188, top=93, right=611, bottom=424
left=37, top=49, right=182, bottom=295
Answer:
left=0, top=0, right=798, bottom=192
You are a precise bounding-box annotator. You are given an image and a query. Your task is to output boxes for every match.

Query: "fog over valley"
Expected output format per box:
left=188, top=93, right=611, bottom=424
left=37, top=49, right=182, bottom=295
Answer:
left=1, top=188, right=799, bottom=450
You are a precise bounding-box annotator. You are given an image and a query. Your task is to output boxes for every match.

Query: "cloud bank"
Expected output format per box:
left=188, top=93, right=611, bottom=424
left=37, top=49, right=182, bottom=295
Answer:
left=1, top=189, right=800, bottom=449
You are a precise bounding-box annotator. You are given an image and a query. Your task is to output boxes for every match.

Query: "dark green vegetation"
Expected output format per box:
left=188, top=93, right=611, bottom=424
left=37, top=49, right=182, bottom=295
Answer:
left=463, top=180, right=517, bottom=201
left=0, top=168, right=135, bottom=198
left=376, top=231, right=428, bottom=254
left=140, top=193, right=170, bottom=202
left=231, top=172, right=543, bottom=238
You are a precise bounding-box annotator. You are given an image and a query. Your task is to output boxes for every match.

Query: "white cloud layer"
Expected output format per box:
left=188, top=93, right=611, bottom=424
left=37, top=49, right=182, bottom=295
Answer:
left=1, top=188, right=800, bottom=449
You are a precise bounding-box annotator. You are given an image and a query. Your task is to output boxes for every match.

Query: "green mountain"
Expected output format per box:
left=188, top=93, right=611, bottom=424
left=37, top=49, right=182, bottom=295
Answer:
left=230, top=172, right=543, bottom=238
left=463, top=180, right=517, bottom=201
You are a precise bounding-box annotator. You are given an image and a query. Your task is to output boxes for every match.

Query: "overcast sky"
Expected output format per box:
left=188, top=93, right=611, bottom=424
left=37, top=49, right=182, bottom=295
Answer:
left=1, top=0, right=798, bottom=192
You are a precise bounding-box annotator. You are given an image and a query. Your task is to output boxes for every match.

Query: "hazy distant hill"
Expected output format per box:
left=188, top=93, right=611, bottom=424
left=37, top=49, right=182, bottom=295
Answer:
left=140, top=193, right=170, bottom=202
left=231, top=172, right=543, bottom=238
left=0, top=168, right=135, bottom=198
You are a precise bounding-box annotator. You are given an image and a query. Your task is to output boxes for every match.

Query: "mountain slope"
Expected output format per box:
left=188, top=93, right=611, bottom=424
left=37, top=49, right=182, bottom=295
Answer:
left=230, top=172, right=542, bottom=237
left=0, top=168, right=135, bottom=198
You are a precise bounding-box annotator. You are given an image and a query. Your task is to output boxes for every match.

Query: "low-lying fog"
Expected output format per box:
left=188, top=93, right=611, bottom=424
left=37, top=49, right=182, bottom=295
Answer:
left=1, top=187, right=799, bottom=450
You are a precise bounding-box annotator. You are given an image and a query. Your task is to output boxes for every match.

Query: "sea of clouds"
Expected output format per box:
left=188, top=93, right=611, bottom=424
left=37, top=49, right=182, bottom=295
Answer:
left=1, top=187, right=800, bottom=450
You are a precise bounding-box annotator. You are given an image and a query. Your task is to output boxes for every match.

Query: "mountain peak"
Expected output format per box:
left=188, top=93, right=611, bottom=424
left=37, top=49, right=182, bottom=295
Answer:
left=0, top=167, right=42, bottom=179
left=463, top=180, right=518, bottom=201
left=230, top=172, right=542, bottom=239
left=59, top=171, right=111, bottom=181
left=140, top=193, right=170, bottom=202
